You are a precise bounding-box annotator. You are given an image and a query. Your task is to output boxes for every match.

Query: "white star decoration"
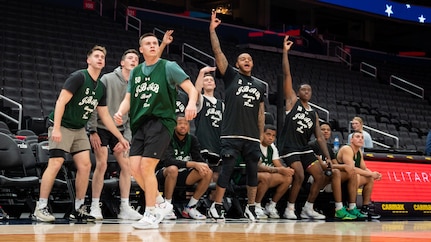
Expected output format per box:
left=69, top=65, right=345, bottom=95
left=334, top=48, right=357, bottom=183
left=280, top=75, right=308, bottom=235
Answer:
left=385, top=4, right=393, bottom=17
left=406, top=4, right=411, bottom=9
left=419, top=14, right=426, bottom=23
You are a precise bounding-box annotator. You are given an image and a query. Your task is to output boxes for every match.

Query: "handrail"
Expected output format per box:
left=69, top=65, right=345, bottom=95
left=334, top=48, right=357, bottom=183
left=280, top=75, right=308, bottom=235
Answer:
left=373, top=140, right=391, bottom=149
left=335, top=46, right=352, bottom=70
left=389, top=75, right=424, bottom=99
left=348, top=122, right=399, bottom=149
left=309, top=102, right=329, bottom=122
left=125, top=10, right=141, bottom=37
left=359, top=62, right=377, bottom=78
left=182, top=43, right=216, bottom=67
left=0, top=94, right=22, bottom=130
left=325, top=40, right=343, bottom=57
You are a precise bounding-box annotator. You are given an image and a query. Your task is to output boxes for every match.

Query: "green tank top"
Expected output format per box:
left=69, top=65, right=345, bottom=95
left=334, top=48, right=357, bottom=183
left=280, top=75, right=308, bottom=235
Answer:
left=261, top=145, right=274, bottom=166
left=336, top=146, right=362, bottom=168
left=49, top=70, right=104, bottom=129
left=172, top=135, right=192, bottom=161
left=353, top=150, right=361, bottom=168
left=129, top=60, right=177, bottom=135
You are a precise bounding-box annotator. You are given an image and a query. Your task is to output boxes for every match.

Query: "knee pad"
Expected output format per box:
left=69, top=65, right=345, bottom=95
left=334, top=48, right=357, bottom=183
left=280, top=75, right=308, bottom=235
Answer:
left=216, top=155, right=236, bottom=188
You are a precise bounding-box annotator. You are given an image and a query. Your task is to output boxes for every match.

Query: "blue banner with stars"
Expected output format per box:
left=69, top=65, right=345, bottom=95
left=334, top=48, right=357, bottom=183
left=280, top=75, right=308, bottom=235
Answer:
left=319, top=0, right=430, bottom=24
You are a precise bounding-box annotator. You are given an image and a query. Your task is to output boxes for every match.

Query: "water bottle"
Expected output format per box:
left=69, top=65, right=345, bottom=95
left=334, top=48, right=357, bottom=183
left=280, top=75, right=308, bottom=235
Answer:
left=333, top=135, right=340, bottom=153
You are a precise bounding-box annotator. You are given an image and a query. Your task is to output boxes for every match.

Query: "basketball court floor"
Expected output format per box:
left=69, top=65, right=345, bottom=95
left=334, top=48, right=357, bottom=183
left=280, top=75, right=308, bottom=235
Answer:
left=1, top=217, right=430, bottom=242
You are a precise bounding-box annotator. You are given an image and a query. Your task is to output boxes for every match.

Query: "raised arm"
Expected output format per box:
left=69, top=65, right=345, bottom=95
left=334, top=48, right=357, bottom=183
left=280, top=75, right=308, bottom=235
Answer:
left=282, top=36, right=297, bottom=111
left=158, top=30, right=173, bottom=57
left=195, top=66, right=217, bottom=94
left=209, top=10, right=228, bottom=76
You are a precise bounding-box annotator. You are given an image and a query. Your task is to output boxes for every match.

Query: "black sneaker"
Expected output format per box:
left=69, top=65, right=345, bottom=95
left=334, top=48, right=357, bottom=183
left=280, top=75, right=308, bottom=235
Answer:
left=69, top=204, right=96, bottom=221
left=208, top=202, right=225, bottom=221
left=361, top=205, right=381, bottom=220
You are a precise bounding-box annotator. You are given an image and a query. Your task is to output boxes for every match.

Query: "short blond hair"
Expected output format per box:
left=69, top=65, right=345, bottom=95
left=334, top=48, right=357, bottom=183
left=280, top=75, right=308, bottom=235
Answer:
left=87, top=45, right=107, bottom=57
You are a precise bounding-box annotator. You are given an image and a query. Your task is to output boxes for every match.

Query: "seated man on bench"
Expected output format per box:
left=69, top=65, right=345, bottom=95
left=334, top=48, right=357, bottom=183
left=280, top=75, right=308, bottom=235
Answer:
left=255, top=124, right=294, bottom=219
left=336, top=130, right=381, bottom=219
left=156, top=114, right=212, bottom=220
left=309, top=122, right=365, bottom=220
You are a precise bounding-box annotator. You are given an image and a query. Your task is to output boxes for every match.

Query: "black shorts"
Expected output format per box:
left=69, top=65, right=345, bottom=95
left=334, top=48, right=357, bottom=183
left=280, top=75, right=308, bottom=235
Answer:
left=156, top=167, right=192, bottom=187
left=96, top=128, right=123, bottom=152
left=201, top=152, right=221, bottom=165
left=130, top=119, right=171, bottom=159
left=281, top=149, right=317, bottom=170
left=220, top=138, right=261, bottom=163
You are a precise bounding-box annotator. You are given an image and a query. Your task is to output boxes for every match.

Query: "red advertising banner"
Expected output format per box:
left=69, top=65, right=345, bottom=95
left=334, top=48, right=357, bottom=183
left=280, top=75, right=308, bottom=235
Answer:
left=83, top=0, right=95, bottom=10
left=127, top=8, right=136, bottom=17
left=366, top=160, right=431, bottom=202
left=365, top=160, right=431, bottom=217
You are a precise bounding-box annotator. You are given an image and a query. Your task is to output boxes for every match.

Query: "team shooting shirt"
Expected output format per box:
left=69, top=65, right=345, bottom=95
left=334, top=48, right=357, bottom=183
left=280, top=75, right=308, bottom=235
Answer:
left=221, top=66, right=265, bottom=142
left=49, top=69, right=105, bottom=129
left=195, top=95, right=223, bottom=156
left=280, top=99, right=317, bottom=152
left=128, top=59, right=188, bottom=135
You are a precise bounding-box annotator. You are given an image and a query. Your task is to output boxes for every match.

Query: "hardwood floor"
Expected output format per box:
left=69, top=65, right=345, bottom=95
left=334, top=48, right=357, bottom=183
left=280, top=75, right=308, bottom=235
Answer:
left=1, top=218, right=431, bottom=242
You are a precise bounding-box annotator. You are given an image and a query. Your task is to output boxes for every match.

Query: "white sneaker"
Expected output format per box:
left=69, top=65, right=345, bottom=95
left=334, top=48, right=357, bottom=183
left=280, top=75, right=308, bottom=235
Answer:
left=244, top=204, right=257, bottom=221
left=265, top=203, right=280, bottom=219
left=132, top=211, right=160, bottom=230
left=154, top=201, right=174, bottom=224
left=163, top=210, right=177, bottom=220
left=254, top=206, right=268, bottom=219
left=33, top=202, right=55, bottom=222
left=182, top=205, right=206, bottom=220
left=300, top=207, right=326, bottom=220
left=118, top=205, right=143, bottom=220
left=90, top=203, right=103, bottom=220
left=283, top=208, right=297, bottom=220
left=207, top=202, right=225, bottom=222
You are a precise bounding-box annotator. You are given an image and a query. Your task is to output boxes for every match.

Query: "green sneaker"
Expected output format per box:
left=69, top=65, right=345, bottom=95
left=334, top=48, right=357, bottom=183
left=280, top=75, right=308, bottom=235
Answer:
left=335, top=207, right=357, bottom=220
left=348, top=207, right=367, bottom=219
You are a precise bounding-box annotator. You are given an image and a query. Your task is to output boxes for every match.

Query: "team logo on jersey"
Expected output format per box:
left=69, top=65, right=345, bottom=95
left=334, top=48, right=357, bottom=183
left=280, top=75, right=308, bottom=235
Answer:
left=205, top=107, right=222, bottom=127
left=174, top=149, right=190, bottom=161
left=134, top=78, right=160, bottom=108
left=292, top=106, right=313, bottom=134
left=236, top=84, right=261, bottom=108
left=134, top=76, right=142, bottom=84
left=79, top=93, right=99, bottom=120
left=176, top=100, right=186, bottom=113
